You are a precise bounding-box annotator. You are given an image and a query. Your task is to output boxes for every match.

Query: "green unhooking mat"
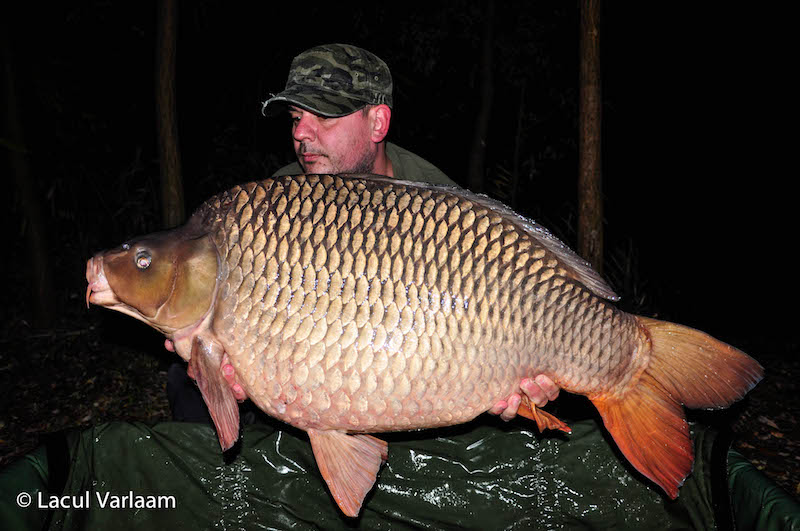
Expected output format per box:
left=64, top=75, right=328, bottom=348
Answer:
left=1, top=417, right=799, bottom=530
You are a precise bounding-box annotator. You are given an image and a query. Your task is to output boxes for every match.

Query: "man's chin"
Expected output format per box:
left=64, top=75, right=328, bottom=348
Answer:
left=300, top=162, right=333, bottom=175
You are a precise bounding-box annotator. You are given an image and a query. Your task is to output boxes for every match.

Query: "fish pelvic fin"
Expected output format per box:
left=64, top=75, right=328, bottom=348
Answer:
left=307, top=430, right=388, bottom=517
left=591, top=316, right=763, bottom=499
left=517, top=400, right=572, bottom=434
left=188, top=337, right=240, bottom=451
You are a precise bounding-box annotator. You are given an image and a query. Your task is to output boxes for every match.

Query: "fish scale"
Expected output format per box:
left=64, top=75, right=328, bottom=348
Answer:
left=203, top=175, right=637, bottom=432
left=87, top=173, right=762, bottom=515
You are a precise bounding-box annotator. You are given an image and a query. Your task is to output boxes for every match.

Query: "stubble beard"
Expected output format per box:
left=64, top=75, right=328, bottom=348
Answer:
left=297, top=142, right=376, bottom=175
left=346, top=147, right=377, bottom=175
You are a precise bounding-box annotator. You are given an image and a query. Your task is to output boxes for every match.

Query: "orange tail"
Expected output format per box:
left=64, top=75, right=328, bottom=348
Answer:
left=590, top=316, right=763, bottom=498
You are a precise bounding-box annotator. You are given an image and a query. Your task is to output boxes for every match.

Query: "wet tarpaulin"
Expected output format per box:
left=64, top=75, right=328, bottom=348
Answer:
left=1, top=417, right=797, bottom=530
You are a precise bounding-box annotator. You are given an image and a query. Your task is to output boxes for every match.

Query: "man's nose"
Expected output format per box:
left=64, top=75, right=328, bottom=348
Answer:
left=293, top=114, right=316, bottom=142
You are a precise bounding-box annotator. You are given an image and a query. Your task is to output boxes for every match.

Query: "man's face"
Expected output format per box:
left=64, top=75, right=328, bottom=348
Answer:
left=290, top=106, right=377, bottom=174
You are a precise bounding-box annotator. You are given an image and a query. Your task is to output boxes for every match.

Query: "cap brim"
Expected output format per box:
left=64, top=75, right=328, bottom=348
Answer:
left=262, top=85, right=368, bottom=118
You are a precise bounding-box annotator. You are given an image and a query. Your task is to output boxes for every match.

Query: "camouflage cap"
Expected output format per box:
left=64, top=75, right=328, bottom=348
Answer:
left=262, top=43, right=393, bottom=118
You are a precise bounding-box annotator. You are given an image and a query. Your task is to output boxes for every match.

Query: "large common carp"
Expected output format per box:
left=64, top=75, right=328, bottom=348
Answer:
left=86, top=174, right=762, bottom=516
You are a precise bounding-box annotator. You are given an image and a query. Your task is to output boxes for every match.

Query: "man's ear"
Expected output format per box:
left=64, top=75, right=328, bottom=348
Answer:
left=368, top=104, right=391, bottom=143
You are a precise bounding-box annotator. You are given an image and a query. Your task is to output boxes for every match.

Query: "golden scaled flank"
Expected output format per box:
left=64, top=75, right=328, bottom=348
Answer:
left=201, top=175, right=633, bottom=433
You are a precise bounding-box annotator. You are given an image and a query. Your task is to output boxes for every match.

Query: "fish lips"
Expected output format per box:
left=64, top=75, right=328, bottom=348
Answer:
left=85, top=255, right=120, bottom=308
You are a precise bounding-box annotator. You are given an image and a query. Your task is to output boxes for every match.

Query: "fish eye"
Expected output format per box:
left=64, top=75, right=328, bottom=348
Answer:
left=122, top=243, right=130, bottom=251
left=135, top=250, right=152, bottom=269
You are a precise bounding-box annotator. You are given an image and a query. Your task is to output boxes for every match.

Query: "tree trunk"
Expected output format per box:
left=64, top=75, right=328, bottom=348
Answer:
left=467, top=0, right=495, bottom=194
left=510, top=81, right=525, bottom=210
left=578, top=0, right=603, bottom=273
left=156, top=0, right=184, bottom=229
left=2, top=29, right=55, bottom=328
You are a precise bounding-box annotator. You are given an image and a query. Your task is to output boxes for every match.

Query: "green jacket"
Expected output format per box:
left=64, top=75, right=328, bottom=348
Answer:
left=272, top=142, right=456, bottom=186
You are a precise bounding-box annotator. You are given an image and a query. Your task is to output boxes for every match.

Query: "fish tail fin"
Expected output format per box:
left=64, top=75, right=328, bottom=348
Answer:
left=590, top=316, right=763, bottom=498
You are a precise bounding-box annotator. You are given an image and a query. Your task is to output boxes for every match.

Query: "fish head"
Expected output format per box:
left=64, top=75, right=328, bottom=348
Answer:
left=86, top=217, right=219, bottom=335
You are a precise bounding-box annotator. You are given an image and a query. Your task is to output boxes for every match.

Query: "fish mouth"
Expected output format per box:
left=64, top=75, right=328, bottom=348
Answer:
left=85, top=256, right=120, bottom=308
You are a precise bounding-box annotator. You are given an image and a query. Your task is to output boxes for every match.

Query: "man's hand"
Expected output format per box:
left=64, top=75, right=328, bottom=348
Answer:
left=489, top=375, right=560, bottom=422
left=221, top=355, right=247, bottom=402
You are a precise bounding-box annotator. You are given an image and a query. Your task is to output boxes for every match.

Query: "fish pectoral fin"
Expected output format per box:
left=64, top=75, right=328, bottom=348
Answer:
left=307, top=429, right=388, bottom=517
left=517, top=399, right=572, bottom=433
left=189, top=337, right=240, bottom=451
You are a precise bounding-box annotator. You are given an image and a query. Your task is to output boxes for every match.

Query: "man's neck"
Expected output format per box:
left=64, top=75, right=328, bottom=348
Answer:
left=371, top=143, right=394, bottom=177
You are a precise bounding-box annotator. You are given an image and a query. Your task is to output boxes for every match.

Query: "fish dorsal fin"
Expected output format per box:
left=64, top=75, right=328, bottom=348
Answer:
left=307, top=429, right=388, bottom=517
left=342, top=174, right=619, bottom=301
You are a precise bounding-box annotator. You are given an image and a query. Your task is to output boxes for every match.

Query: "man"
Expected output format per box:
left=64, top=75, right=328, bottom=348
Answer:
left=160, top=44, right=725, bottom=527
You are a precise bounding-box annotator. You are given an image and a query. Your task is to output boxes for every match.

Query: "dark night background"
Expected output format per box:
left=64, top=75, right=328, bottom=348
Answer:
left=1, top=1, right=797, bottom=500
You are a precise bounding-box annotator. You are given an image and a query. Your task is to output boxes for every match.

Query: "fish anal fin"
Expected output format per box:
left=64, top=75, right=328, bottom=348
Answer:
left=189, top=337, right=240, bottom=451
left=591, top=374, right=691, bottom=499
left=307, top=429, right=388, bottom=517
left=518, top=399, right=572, bottom=433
